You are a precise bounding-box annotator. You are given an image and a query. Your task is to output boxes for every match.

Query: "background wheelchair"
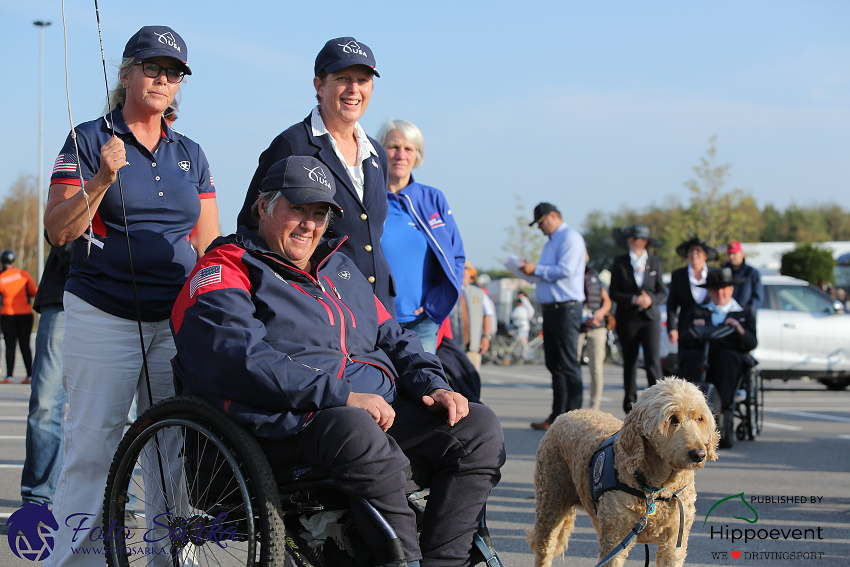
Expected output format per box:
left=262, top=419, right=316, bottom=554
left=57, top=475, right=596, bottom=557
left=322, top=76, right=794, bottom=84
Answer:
left=687, top=324, right=763, bottom=449
left=102, top=395, right=503, bottom=567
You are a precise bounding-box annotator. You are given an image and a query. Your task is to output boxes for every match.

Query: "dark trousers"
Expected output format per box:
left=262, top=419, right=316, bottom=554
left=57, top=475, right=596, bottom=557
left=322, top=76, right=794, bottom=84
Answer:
left=618, top=317, right=662, bottom=413
left=1, top=313, right=34, bottom=377
left=680, top=347, right=745, bottom=409
left=542, top=302, right=583, bottom=421
left=260, top=398, right=505, bottom=567
left=435, top=337, right=481, bottom=403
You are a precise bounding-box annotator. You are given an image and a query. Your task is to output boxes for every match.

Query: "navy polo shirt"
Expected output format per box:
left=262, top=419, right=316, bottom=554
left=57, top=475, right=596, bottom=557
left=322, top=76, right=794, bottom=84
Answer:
left=51, top=110, right=215, bottom=321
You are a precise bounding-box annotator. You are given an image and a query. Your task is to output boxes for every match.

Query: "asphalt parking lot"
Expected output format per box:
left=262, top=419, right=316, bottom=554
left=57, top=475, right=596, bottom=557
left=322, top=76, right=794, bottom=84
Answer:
left=1, top=361, right=849, bottom=566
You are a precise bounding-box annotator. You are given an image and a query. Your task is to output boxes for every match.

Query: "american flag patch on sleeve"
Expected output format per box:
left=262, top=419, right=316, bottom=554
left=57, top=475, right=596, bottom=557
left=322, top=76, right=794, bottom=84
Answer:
left=52, top=153, right=79, bottom=175
left=189, top=265, right=222, bottom=297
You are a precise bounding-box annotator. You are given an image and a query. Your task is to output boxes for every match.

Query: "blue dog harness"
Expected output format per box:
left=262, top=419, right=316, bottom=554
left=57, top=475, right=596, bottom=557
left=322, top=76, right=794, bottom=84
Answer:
left=590, top=432, right=646, bottom=504
left=588, top=432, right=687, bottom=567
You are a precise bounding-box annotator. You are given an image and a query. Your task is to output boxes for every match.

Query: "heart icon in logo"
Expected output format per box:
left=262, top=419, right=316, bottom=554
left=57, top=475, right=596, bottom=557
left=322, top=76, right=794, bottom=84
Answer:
left=731, top=551, right=742, bottom=560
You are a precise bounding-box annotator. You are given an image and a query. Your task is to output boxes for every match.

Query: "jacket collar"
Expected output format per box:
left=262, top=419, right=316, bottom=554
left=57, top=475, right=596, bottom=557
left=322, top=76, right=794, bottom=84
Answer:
left=225, top=227, right=347, bottom=274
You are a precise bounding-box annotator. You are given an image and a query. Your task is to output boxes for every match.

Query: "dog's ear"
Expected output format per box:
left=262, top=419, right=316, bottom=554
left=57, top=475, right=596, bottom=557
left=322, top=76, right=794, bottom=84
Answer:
left=705, top=415, right=720, bottom=461
left=618, top=409, right=645, bottom=473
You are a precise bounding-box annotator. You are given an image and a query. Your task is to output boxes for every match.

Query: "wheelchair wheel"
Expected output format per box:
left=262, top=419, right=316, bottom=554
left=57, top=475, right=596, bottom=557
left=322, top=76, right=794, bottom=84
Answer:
left=103, top=396, right=287, bottom=567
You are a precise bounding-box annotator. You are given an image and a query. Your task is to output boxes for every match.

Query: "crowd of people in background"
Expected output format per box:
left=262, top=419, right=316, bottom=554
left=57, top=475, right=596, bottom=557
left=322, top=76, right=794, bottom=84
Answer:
left=1, top=25, right=799, bottom=567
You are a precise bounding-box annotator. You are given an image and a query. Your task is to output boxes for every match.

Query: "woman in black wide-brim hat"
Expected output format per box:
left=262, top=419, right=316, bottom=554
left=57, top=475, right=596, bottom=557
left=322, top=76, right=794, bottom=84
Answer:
left=608, top=224, right=666, bottom=413
left=667, top=236, right=719, bottom=357
left=676, top=267, right=758, bottom=443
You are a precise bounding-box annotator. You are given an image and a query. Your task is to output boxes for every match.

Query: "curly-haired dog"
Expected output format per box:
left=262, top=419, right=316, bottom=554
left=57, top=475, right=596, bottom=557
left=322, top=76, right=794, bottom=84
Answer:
left=529, top=377, right=719, bottom=567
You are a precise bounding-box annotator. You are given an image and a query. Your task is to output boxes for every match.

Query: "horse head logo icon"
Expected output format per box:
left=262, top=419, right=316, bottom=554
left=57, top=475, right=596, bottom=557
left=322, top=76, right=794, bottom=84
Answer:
left=6, top=502, right=59, bottom=561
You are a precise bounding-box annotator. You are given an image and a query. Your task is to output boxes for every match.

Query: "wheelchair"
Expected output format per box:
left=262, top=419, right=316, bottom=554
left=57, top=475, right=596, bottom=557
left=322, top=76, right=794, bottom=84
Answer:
left=686, top=324, right=763, bottom=449
left=102, top=395, right=504, bottom=567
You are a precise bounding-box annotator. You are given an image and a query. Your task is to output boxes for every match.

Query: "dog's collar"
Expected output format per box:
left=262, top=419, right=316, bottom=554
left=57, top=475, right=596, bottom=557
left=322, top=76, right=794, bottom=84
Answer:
left=634, top=468, right=664, bottom=494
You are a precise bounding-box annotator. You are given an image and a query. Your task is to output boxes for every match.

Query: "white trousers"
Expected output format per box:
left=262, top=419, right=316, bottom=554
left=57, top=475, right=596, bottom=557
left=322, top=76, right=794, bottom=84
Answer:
left=45, top=293, right=178, bottom=567
left=578, top=326, right=608, bottom=411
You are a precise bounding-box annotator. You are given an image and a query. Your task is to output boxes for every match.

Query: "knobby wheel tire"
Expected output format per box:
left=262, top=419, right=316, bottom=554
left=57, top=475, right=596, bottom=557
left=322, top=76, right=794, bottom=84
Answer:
left=103, top=396, right=286, bottom=567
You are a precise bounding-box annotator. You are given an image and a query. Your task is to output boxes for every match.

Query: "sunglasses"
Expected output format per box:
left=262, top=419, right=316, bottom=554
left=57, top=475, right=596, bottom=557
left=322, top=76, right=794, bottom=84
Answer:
left=135, top=61, right=185, bottom=84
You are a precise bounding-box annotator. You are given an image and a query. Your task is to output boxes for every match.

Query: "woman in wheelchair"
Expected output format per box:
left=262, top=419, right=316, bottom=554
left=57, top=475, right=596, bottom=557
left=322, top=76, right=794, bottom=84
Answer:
left=678, top=268, right=758, bottom=427
left=170, top=156, right=506, bottom=567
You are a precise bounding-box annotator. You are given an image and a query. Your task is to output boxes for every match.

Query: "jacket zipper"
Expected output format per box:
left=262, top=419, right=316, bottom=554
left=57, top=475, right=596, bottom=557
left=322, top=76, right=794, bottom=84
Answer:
left=291, top=283, right=335, bottom=325
left=324, top=275, right=357, bottom=328
left=400, top=193, right=460, bottom=287
left=252, top=244, right=352, bottom=378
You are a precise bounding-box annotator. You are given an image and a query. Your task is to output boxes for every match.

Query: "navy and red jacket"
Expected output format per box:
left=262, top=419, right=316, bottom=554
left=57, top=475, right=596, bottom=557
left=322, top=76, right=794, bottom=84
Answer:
left=171, top=228, right=451, bottom=440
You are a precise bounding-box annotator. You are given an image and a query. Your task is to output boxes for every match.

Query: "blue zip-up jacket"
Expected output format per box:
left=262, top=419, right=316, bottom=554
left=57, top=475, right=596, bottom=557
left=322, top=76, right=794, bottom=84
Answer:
left=171, top=229, right=451, bottom=440
left=723, top=259, right=763, bottom=311
left=393, top=175, right=465, bottom=323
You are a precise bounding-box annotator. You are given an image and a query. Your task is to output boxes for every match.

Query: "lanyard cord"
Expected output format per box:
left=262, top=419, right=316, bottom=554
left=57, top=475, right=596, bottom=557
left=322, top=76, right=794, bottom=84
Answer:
left=62, top=0, right=171, bottom=518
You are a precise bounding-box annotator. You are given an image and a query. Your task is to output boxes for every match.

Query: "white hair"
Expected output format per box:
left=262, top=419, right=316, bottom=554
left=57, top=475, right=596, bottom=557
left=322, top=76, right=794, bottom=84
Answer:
left=376, top=120, right=425, bottom=168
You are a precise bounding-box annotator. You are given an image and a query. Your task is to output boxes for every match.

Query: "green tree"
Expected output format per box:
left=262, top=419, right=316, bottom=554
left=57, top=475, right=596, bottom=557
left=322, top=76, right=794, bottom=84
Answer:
left=681, top=136, right=762, bottom=252
left=780, top=243, right=836, bottom=286
left=582, top=210, right=619, bottom=272
left=0, top=175, right=40, bottom=278
left=501, top=194, right=544, bottom=261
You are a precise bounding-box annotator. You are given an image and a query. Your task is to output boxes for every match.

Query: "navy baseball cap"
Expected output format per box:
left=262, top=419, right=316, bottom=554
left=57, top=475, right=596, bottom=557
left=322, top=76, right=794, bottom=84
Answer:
left=261, top=156, right=344, bottom=218
left=530, top=202, right=559, bottom=226
left=123, top=26, right=191, bottom=75
left=314, top=37, right=379, bottom=77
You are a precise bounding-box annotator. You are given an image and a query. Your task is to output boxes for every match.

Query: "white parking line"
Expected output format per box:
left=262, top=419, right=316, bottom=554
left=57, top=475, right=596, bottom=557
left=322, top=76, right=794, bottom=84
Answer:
left=761, top=421, right=802, bottom=431
left=0, top=464, right=23, bottom=468
left=0, top=435, right=25, bottom=439
left=839, top=435, right=850, bottom=440
left=0, top=417, right=26, bottom=421
left=763, top=409, right=850, bottom=423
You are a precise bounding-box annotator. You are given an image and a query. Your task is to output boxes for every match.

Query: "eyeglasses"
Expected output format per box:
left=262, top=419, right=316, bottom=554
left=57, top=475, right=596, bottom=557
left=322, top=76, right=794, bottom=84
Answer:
left=135, top=61, right=185, bottom=83
left=163, top=107, right=177, bottom=119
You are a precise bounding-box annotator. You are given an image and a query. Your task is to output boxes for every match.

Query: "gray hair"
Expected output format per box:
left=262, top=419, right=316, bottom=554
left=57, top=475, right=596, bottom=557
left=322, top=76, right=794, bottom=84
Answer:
left=376, top=120, right=425, bottom=168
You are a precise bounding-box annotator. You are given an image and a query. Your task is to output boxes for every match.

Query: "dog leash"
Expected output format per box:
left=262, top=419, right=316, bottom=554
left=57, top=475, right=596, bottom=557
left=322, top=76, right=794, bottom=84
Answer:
left=591, top=487, right=686, bottom=567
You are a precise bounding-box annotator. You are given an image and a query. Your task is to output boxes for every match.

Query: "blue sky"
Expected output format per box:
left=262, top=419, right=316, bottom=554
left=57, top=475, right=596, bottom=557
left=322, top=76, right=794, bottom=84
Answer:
left=2, top=1, right=849, bottom=269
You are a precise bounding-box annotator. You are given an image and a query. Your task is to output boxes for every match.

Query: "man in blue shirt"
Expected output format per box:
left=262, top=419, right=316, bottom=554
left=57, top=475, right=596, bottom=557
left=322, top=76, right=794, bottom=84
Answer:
left=520, top=203, right=586, bottom=430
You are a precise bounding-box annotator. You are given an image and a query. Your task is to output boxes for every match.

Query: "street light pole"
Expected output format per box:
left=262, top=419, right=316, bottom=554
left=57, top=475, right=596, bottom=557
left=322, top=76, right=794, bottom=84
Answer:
left=34, top=20, right=51, bottom=283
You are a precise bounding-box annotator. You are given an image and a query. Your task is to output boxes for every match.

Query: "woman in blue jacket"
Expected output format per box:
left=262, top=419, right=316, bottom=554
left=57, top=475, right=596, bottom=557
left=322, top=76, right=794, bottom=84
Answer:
left=377, top=120, right=465, bottom=353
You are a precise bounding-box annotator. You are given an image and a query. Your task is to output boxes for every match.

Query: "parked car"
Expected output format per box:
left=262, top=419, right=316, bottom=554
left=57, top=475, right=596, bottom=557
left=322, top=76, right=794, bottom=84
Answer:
left=661, top=275, right=850, bottom=390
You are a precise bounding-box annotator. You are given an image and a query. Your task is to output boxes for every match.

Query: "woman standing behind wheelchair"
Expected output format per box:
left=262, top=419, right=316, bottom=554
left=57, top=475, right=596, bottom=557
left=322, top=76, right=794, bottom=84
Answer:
left=678, top=267, right=758, bottom=444
left=376, top=120, right=465, bottom=354
left=666, top=236, right=717, bottom=362
left=43, top=26, right=219, bottom=566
